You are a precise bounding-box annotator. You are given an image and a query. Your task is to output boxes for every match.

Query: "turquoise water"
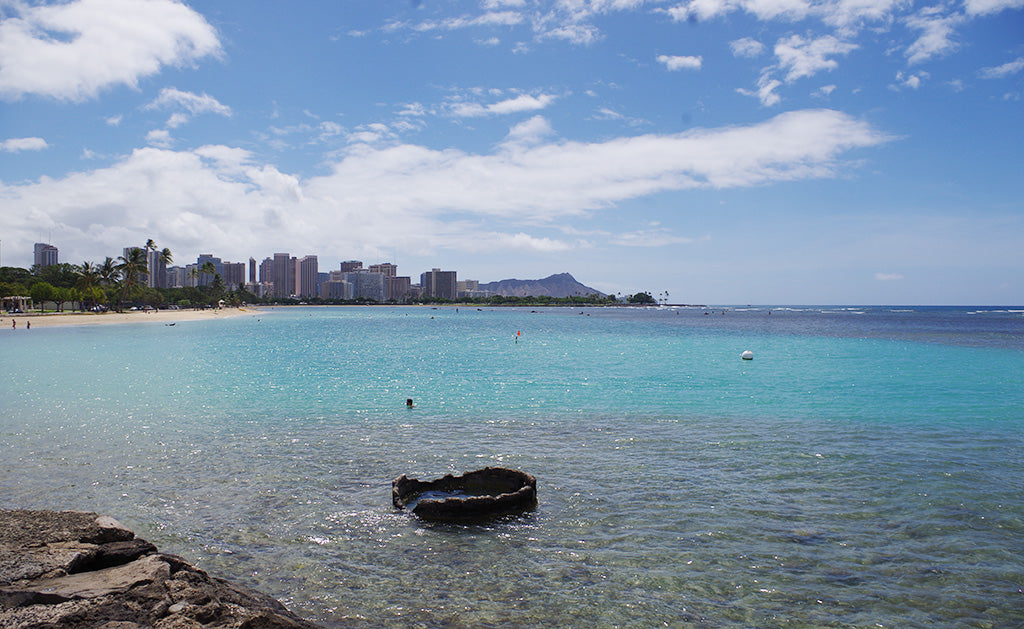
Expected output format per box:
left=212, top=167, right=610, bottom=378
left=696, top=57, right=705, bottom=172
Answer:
left=2, top=306, right=1023, bottom=627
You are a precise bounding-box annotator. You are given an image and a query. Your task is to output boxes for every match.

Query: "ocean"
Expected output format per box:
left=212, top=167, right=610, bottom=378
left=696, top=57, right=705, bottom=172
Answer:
left=2, top=305, right=1022, bottom=627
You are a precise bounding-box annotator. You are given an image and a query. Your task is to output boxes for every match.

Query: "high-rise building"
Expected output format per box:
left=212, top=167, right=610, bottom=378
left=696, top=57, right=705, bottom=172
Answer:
left=341, top=271, right=385, bottom=302
left=146, top=249, right=167, bottom=288
left=223, top=262, right=245, bottom=289
left=369, top=262, right=397, bottom=277
left=272, top=253, right=293, bottom=297
left=320, top=270, right=351, bottom=299
left=386, top=276, right=412, bottom=302
left=249, top=258, right=256, bottom=284
left=33, top=243, right=58, bottom=268
left=420, top=268, right=457, bottom=300
left=340, top=260, right=363, bottom=272
left=166, top=266, right=185, bottom=288
left=295, top=255, right=319, bottom=298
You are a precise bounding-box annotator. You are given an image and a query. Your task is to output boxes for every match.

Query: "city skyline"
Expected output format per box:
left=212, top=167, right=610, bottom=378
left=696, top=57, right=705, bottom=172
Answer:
left=1, top=1, right=1022, bottom=305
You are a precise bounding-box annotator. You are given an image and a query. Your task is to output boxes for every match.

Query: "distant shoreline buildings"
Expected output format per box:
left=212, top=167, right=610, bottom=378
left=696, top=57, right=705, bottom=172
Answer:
left=178, top=253, right=471, bottom=302
left=18, top=241, right=476, bottom=303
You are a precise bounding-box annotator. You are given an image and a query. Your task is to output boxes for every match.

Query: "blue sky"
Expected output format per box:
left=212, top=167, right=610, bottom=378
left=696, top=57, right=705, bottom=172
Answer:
left=1, top=0, right=1021, bottom=304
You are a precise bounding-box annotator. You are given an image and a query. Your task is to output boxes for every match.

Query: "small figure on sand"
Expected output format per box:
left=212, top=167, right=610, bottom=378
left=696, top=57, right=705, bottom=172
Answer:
left=26, top=321, right=30, bottom=330
left=11, top=320, right=15, bottom=329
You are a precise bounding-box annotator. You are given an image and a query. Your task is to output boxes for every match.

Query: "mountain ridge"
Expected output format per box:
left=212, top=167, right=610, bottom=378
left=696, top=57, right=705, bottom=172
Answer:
left=478, top=273, right=605, bottom=298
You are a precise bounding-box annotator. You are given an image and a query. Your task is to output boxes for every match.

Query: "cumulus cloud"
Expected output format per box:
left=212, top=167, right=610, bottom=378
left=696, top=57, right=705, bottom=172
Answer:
left=775, top=34, right=858, bottom=82
left=657, top=54, right=703, bottom=70
left=0, top=0, right=221, bottom=101
left=146, top=129, right=173, bottom=148
left=730, top=37, right=766, bottom=57
left=1, top=137, right=48, bottom=153
left=0, top=109, right=890, bottom=266
left=892, top=70, right=928, bottom=89
left=503, top=116, right=556, bottom=147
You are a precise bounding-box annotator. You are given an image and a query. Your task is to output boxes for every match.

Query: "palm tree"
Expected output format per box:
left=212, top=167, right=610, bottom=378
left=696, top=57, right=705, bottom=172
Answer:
left=115, top=247, right=149, bottom=311
left=76, top=261, right=101, bottom=310
left=99, top=257, right=118, bottom=286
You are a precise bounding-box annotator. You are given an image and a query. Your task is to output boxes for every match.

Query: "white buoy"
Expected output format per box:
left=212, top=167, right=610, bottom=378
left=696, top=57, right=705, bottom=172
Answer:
left=741, top=350, right=754, bottom=360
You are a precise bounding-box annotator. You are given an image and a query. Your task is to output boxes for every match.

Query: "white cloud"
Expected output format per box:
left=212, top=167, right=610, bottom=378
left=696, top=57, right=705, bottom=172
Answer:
left=1, top=137, right=48, bottom=153
left=146, top=129, right=173, bottom=148
left=904, top=9, right=963, bottom=65
left=449, top=93, right=558, bottom=117
left=813, top=84, right=837, bottom=97
left=146, top=87, right=232, bottom=117
left=821, top=0, right=906, bottom=30
left=166, top=113, right=190, bottom=129
left=503, top=116, right=556, bottom=147
left=668, top=0, right=910, bottom=27
left=979, top=57, right=1024, bottom=79
left=657, top=54, right=703, bottom=71
left=106, top=115, right=123, bottom=126
left=775, top=34, right=858, bottom=82
left=892, top=70, right=928, bottom=89
left=0, top=110, right=890, bottom=267
left=611, top=229, right=698, bottom=247
left=730, top=37, right=766, bottom=58
left=408, top=11, right=525, bottom=33
left=491, top=232, right=573, bottom=252
left=667, top=0, right=812, bottom=22
left=963, top=0, right=1024, bottom=15
left=483, top=0, right=528, bottom=7
left=537, top=22, right=602, bottom=45
left=345, top=123, right=397, bottom=146
left=0, top=0, right=221, bottom=101
left=737, top=74, right=783, bottom=106
left=875, top=272, right=904, bottom=280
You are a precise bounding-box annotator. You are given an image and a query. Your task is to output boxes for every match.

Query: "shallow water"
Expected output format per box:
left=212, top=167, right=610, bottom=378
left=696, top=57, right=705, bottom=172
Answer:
left=2, top=306, right=1023, bottom=627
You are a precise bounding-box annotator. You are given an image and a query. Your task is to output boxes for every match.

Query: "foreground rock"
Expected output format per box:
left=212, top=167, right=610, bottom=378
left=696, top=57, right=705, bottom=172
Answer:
left=0, top=509, right=322, bottom=629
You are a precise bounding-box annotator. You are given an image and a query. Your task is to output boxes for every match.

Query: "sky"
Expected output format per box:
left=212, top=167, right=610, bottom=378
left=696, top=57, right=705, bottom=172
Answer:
left=0, top=0, right=1022, bottom=305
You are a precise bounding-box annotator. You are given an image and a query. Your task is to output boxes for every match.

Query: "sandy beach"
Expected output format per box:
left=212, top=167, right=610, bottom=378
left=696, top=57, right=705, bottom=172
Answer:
left=0, top=307, right=255, bottom=329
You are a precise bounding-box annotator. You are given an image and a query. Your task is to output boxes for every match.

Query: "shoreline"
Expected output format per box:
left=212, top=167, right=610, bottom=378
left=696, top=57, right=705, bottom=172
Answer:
left=0, top=307, right=255, bottom=329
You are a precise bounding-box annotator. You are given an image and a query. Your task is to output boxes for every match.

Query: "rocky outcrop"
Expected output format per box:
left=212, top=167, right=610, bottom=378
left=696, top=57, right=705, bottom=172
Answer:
left=0, top=509, right=322, bottom=629
left=393, top=467, right=537, bottom=523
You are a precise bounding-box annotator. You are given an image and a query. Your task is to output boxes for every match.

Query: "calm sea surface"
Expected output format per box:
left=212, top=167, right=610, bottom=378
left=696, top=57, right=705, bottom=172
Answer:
left=2, top=305, right=1022, bottom=627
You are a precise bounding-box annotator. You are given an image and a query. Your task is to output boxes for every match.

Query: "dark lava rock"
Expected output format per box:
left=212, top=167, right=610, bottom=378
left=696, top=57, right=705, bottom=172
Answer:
left=0, top=509, right=322, bottom=629
left=392, top=467, right=537, bottom=523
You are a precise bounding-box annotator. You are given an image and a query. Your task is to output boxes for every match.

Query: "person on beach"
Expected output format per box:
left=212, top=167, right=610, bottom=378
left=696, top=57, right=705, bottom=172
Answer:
left=26, top=321, right=29, bottom=330
left=11, top=320, right=15, bottom=330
